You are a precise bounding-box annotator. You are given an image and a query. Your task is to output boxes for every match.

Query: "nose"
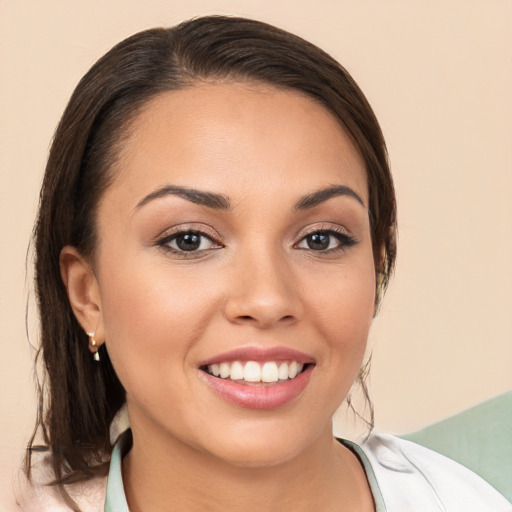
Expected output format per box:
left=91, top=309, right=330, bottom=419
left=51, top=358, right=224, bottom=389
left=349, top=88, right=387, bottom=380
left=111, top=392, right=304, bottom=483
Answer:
left=223, top=246, right=303, bottom=329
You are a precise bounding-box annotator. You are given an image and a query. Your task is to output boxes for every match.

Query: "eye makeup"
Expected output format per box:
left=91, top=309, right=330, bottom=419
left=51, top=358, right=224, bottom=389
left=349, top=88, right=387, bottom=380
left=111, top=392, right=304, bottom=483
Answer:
left=154, top=221, right=358, bottom=261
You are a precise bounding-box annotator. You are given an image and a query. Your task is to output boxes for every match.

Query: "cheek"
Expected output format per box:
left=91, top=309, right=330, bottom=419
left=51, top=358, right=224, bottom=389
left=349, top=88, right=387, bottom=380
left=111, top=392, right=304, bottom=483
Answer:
left=304, top=254, right=376, bottom=367
left=96, top=255, right=216, bottom=390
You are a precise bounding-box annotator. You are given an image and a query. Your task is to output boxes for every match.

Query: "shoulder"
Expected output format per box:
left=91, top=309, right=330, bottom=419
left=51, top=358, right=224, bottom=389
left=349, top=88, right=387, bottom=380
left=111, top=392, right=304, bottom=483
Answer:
left=402, top=390, right=512, bottom=501
left=12, top=452, right=107, bottom=512
left=360, top=433, right=512, bottom=511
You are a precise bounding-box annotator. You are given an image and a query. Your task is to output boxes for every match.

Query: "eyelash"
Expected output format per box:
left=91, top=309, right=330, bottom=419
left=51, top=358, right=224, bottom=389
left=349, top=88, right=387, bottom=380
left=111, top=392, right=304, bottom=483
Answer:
left=156, top=226, right=357, bottom=257
left=295, top=227, right=357, bottom=254
left=157, top=228, right=222, bottom=257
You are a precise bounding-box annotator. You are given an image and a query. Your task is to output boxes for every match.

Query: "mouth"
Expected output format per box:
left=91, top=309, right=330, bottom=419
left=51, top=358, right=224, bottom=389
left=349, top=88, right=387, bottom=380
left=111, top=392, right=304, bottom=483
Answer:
left=200, top=360, right=311, bottom=386
left=198, top=347, right=315, bottom=409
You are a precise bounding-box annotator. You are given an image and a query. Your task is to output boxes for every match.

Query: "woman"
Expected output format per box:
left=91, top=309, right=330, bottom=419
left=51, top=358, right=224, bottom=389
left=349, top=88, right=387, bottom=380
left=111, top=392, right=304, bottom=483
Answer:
left=18, top=15, right=510, bottom=512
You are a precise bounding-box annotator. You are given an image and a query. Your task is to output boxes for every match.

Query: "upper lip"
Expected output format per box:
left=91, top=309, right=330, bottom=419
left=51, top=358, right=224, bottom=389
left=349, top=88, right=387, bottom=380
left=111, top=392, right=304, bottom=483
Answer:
left=198, top=346, right=316, bottom=367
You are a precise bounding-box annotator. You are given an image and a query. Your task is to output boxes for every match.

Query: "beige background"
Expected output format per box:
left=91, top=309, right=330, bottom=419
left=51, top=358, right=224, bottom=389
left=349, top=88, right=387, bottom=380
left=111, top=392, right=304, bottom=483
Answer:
left=1, top=0, right=511, bottom=507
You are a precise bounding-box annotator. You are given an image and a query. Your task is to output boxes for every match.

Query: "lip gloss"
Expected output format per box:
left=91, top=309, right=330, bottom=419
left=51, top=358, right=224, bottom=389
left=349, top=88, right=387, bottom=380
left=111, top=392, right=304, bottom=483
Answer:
left=198, top=364, right=313, bottom=409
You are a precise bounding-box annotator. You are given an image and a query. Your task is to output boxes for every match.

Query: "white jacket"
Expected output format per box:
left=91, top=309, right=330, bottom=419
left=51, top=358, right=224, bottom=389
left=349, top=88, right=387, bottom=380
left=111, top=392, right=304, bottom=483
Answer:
left=357, top=433, right=512, bottom=511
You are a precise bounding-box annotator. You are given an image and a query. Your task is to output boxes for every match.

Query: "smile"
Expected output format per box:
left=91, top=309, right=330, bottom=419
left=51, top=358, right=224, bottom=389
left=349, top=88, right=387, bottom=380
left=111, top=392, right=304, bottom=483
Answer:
left=204, top=360, right=306, bottom=384
left=198, top=347, right=315, bottom=409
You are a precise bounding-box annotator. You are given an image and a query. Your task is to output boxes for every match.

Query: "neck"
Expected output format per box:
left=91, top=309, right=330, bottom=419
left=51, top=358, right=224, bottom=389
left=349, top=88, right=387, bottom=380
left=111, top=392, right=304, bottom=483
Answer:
left=122, top=420, right=374, bottom=512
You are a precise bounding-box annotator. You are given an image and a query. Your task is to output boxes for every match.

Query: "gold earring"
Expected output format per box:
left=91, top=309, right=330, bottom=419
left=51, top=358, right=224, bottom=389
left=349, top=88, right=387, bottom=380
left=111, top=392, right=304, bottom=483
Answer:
left=87, top=332, right=100, bottom=362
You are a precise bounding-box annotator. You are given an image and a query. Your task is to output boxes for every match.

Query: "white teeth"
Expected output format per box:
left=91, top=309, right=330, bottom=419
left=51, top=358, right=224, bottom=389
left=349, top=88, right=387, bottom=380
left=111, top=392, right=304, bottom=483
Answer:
left=278, top=362, right=289, bottom=380
left=230, top=361, right=244, bottom=380
left=219, top=362, right=230, bottom=378
left=206, top=360, right=306, bottom=383
left=261, top=362, right=279, bottom=383
left=244, top=361, right=261, bottom=382
left=288, top=361, right=299, bottom=379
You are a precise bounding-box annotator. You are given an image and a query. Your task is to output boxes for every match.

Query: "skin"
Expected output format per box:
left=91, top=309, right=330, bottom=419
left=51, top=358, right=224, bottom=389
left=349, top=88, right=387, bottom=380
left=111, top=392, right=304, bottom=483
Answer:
left=61, top=82, right=377, bottom=511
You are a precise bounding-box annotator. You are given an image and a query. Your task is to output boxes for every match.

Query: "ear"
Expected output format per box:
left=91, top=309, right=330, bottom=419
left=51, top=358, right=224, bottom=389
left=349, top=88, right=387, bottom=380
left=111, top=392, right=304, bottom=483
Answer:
left=60, top=246, right=105, bottom=348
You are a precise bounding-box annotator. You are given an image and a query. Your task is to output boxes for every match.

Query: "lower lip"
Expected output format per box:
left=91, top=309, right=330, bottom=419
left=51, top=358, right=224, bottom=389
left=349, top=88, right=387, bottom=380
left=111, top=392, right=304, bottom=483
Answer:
left=199, top=366, right=313, bottom=409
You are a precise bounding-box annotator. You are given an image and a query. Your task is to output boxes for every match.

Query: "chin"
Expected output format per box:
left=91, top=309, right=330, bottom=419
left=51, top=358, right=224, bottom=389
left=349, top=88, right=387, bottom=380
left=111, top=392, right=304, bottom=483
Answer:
left=214, top=445, right=304, bottom=469
left=200, top=421, right=324, bottom=469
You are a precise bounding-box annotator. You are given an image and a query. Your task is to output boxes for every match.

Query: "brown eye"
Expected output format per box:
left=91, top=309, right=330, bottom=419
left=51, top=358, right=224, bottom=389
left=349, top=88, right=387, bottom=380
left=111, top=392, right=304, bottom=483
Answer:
left=296, top=229, right=357, bottom=252
left=306, top=233, right=330, bottom=250
left=175, top=233, right=201, bottom=251
left=159, top=230, right=221, bottom=253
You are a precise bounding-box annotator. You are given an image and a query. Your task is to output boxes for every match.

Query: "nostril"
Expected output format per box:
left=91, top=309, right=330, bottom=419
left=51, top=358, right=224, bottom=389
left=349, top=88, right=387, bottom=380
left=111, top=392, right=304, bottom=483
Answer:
left=225, top=293, right=301, bottom=327
left=236, top=314, right=295, bottom=323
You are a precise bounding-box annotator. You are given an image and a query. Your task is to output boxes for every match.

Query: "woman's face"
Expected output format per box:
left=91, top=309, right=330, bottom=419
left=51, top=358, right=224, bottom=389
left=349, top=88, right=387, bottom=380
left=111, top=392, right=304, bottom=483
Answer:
left=93, top=82, right=376, bottom=466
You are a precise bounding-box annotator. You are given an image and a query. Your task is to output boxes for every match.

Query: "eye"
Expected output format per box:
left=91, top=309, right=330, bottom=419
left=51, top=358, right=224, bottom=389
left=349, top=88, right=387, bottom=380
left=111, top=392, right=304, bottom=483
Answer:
left=296, top=229, right=357, bottom=252
left=158, top=229, right=221, bottom=254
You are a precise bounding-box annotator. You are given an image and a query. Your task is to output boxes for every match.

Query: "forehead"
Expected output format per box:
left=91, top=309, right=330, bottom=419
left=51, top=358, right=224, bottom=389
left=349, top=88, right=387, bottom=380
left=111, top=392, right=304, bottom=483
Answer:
left=109, top=82, right=368, bottom=206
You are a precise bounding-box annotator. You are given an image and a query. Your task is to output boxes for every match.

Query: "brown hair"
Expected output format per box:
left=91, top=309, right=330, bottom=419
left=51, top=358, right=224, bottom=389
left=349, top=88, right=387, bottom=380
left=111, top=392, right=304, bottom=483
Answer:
left=29, top=14, right=396, bottom=496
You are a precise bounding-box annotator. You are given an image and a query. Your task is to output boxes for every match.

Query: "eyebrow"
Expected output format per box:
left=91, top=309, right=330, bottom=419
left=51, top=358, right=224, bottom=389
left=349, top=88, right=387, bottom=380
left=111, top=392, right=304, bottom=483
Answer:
left=135, top=185, right=231, bottom=211
left=294, top=185, right=365, bottom=210
left=134, top=183, right=365, bottom=213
